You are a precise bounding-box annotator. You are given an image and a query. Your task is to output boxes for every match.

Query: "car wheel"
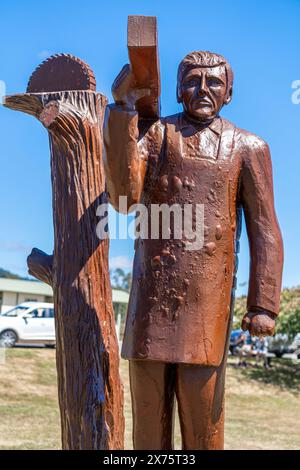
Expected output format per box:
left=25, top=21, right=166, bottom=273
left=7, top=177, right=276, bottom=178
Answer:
left=0, top=330, right=18, bottom=348
left=275, top=352, right=283, bottom=358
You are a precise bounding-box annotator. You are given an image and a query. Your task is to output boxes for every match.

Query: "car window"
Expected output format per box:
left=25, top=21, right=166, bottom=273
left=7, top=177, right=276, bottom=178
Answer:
left=2, top=306, right=28, bottom=317
left=30, top=308, right=47, bottom=318
left=28, top=308, right=54, bottom=318
left=44, top=308, right=54, bottom=318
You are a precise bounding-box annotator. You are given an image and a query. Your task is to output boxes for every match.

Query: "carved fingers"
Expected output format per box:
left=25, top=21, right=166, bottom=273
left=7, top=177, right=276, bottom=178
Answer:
left=111, top=64, right=150, bottom=110
left=241, top=311, right=276, bottom=337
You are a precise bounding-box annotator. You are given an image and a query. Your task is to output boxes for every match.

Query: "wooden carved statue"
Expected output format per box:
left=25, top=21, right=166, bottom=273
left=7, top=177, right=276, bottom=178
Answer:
left=103, top=16, right=284, bottom=449
left=4, top=55, right=124, bottom=450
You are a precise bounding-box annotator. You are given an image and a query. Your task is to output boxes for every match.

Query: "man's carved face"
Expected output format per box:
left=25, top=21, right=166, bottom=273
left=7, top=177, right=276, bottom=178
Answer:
left=180, top=65, right=230, bottom=121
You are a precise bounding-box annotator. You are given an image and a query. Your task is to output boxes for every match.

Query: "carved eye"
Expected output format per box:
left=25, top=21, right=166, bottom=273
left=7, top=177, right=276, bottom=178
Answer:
left=207, top=78, right=222, bottom=88
left=183, top=78, right=198, bottom=88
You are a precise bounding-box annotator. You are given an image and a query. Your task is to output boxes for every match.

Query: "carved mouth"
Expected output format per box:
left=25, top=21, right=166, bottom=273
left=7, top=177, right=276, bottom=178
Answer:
left=194, top=100, right=212, bottom=108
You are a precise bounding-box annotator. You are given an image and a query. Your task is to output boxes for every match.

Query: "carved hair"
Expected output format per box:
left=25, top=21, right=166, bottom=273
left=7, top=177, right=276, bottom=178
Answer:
left=177, top=51, right=234, bottom=102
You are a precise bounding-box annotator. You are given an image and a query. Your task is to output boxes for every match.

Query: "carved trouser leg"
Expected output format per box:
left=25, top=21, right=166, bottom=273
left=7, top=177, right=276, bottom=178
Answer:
left=129, top=360, right=225, bottom=450
left=176, top=364, right=225, bottom=450
left=129, top=360, right=176, bottom=450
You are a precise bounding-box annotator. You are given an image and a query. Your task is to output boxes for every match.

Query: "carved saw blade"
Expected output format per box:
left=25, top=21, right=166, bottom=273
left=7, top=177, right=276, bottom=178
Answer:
left=27, top=53, right=96, bottom=93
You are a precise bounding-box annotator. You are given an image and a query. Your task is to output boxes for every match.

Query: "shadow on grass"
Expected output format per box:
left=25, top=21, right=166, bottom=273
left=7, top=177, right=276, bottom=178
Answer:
left=228, top=358, right=300, bottom=394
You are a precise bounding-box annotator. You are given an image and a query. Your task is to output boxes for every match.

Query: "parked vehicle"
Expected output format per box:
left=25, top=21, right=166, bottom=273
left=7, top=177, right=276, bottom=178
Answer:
left=0, top=302, right=55, bottom=348
left=269, top=333, right=300, bottom=357
left=267, top=333, right=300, bottom=358
left=289, top=333, right=300, bottom=358
left=266, top=334, right=290, bottom=357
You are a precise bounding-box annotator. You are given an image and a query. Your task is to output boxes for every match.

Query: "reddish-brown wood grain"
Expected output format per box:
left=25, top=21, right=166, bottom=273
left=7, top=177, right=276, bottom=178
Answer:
left=128, top=15, right=161, bottom=119
left=4, top=56, right=124, bottom=450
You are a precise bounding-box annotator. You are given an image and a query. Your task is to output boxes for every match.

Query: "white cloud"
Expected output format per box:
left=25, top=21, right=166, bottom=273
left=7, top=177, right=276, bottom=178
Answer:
left=109, top=255, right=133, bottom=271
left=0, top=242, right=31, bottom=252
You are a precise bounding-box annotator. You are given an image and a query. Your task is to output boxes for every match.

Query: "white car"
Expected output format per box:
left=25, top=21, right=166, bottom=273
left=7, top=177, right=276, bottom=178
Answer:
left=0, top=302, right=55, bottom=348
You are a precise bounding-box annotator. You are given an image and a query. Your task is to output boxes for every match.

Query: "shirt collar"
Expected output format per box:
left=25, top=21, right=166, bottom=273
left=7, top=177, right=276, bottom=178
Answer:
left=178, top=113, right=222, bottom=136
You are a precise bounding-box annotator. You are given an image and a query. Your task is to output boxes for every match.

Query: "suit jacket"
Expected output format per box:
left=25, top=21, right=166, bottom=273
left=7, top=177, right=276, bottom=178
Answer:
left=103, top=106, right=284, bottom=366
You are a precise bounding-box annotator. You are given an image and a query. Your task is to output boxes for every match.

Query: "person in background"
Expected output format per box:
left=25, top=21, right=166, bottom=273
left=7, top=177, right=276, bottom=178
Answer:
left=236, top=332, right=253, bottom=367
left=253, top=337, right=271, bottom=368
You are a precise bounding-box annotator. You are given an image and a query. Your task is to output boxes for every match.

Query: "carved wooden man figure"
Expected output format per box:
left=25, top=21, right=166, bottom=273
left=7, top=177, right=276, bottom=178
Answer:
left=103, top=51, right=283, bottom=449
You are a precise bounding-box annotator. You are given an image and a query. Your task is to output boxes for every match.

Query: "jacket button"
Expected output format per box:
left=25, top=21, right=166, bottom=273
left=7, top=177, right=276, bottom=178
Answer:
left=205, top=242, right=217, bottom=256
left=172, top=176, right=183, bottom=192
left=215, top=225, right=223, bottom=240
left=159, top=175, right=168, bottom=191
left=151, top=255, right=162, bottom=268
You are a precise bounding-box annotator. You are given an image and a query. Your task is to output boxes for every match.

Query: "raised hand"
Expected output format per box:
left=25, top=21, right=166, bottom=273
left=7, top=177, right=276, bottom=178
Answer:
left=111, top=64, right=150, bottom=110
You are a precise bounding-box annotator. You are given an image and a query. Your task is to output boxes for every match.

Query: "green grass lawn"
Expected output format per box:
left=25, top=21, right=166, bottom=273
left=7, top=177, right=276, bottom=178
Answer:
left=0, top=347, right=299, bottom=450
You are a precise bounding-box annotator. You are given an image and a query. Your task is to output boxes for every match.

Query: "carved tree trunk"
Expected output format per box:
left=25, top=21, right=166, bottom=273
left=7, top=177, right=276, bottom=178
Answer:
left=5, top=91, right=124, bottom=449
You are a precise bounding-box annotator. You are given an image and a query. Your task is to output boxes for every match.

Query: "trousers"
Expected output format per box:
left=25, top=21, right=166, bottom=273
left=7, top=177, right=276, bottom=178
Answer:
left=129, top=360, right=226, bottom=450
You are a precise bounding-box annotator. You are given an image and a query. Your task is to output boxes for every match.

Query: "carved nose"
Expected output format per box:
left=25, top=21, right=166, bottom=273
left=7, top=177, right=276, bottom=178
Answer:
left=198, top=83, right=207, bottom=96
left=198, top=75, right=208, bottom=95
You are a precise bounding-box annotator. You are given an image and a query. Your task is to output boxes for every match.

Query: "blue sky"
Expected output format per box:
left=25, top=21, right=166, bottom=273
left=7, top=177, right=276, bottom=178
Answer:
left=0, top=0, right=299, bottom=296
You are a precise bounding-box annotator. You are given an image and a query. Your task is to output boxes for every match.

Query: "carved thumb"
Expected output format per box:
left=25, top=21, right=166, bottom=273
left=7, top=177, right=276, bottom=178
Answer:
left=241, top=313, right=251, bottom=331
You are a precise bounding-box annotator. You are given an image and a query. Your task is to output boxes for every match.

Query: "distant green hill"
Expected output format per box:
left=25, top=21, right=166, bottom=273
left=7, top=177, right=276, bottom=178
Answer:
left=0, top=268, right=27, bottom=280
left=234, top=286, right=300, bottom=337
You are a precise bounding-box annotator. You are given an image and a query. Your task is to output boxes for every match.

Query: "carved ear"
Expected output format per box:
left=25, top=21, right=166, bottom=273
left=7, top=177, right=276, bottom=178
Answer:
left=177, top=82, right=182, bottom=103
left=224, top=86, right=233, bottom=105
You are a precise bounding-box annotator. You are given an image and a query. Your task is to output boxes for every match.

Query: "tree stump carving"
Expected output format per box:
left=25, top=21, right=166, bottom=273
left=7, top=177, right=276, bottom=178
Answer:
left=4, top=55, right=124, bottom=450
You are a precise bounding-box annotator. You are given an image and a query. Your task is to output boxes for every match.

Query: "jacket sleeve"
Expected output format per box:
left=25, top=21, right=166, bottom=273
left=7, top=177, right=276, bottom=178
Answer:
left=103, top=104, right=163, bottom=213
left=240, top=135, right=284, bottom=316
